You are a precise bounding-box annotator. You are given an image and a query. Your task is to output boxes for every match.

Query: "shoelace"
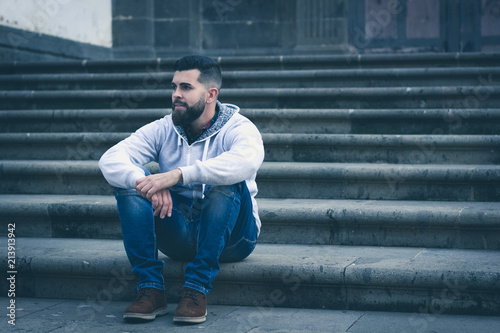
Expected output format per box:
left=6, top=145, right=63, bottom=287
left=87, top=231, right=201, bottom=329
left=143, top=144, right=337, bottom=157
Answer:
left=182, top=289, right=201, bottom=306
left=137, top=288, right=154, bottom=302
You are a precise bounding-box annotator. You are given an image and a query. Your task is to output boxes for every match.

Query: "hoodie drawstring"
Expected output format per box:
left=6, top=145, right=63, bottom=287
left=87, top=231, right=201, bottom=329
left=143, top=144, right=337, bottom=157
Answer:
left=202, top=137, right=210, bottom=163
left=201, top=137, right=211, bottom=197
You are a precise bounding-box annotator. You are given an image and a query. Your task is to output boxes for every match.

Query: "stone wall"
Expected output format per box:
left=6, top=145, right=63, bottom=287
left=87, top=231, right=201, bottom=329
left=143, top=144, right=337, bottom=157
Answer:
left=0, top=0, right=112, bottom=61
left=112, top=0, right=349, bottom=58
left=0, top=0, right=499, bottom=61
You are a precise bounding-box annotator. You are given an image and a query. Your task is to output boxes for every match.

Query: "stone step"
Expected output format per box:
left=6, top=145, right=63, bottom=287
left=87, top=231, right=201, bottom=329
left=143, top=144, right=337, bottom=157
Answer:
left=262, top=134, right=500, bottom=164
left=0, top=108, right=164, bottom=133
left=259, top=162, right=500, bottom=201
left=1, top=86, right=499, bottom=109
left=1, top=237, right=498, bottom=315
left=1, top=160, right=499, bottom=201
left=1, top=108, right=499, bottom=135
left=1, top=194, right=498, bottom=250
left=1, top=67, right=498, bottom=90
left=1, top=53, right=498, bottom=74
left=1, top=132, right=498, bottom=165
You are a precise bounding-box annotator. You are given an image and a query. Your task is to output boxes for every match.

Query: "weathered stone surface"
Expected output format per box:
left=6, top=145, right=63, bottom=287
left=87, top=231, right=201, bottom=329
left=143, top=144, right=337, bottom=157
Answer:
left=1, top=53, right=499, bottom=317
left=2, top=67, right=498, bottom=91
left=1, top=86, right=499, bottom=109
left=10, top=297, right=500, bottom=333
left=1, top=195, right=499, bottom=250
left=1, top=160, right=499, bottom=201
left=1, top=238, right=499, bottom=315
left=1, top=52, right=499, bottom=74
left=1, top=132, right=499, bottom=164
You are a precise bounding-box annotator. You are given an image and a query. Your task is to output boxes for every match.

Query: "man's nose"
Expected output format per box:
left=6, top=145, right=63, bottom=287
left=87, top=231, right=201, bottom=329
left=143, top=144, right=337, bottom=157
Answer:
left=172, top=87, right=182, bottom=99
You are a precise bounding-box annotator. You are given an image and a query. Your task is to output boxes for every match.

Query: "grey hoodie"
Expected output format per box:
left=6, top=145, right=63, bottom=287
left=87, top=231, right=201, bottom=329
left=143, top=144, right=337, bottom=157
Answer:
left=98, top=102, right=265, bottom=233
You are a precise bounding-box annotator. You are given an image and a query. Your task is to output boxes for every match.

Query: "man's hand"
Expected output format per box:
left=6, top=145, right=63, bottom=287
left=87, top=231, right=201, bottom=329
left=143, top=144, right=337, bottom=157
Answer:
left=151, top=189, right=173, bottom=219
left=135, top=169, right=183, bottom=218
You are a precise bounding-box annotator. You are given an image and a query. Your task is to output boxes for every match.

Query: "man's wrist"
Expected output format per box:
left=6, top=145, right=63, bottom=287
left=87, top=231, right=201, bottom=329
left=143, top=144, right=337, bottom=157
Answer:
left=177, top=168, right=183, bottom=183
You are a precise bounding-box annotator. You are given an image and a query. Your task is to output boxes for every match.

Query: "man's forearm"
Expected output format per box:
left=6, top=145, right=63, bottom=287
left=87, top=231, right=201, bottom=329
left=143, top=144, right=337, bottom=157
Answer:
left=135, top=168, right=183, bottom=200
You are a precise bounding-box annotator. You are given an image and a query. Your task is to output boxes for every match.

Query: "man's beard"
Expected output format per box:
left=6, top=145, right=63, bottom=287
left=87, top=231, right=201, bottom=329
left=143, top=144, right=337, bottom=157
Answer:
left=172, top=96, right=205, bottom=127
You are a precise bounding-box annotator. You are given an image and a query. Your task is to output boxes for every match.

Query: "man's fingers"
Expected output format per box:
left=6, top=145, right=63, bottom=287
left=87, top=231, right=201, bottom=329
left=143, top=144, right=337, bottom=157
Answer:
left=151, top=192, right=158, bottom=212
left=135, top=174, right=172, bottom=203
left=146, top=184, right=158, bottom=201
left=135, top=176, right=147, bottom=187
left=135, top=177, right=151, bottom=199
left=159, top=189, right=172, bottom=219
left=135, top=177, right=149, bottom=192
left=153, top=192, right=163, bottom=217
left=140, top=177, right=160, bottom=200
left=140, top=181, right=157, bottom=200
left=166, top=190, right=173, bottom=217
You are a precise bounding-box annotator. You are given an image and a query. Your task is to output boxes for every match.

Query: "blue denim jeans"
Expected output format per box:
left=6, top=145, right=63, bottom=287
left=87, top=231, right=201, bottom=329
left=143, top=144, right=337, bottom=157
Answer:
left=115, top=172, right=258, bottom=295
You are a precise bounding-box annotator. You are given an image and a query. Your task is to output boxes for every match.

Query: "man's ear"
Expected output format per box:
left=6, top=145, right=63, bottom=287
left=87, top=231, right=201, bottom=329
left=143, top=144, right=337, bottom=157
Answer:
left=206, top=87, right=219, bottom=104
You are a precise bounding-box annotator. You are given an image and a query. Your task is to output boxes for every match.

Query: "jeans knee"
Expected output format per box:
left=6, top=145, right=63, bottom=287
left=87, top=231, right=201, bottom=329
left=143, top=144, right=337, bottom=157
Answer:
left=115, top=187, right=139, bottom=196
left=115, top=188, right=151, bottom=212
left=204, top=182, right=245, bottom=199
left=205, top=184, right=235, bottom=195
left=219, top=237, right=257, bottom=262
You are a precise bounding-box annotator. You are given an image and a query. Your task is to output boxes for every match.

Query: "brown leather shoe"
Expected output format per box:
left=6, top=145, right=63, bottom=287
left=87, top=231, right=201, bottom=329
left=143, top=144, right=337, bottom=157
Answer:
left=123, top=287, right=168, bottom=321
left=173, top=287, right=207, bottom=323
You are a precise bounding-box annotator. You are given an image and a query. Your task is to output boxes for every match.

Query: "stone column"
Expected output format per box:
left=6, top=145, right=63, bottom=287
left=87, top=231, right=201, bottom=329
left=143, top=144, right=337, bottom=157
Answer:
left=112, top=0, right=155, bottom=58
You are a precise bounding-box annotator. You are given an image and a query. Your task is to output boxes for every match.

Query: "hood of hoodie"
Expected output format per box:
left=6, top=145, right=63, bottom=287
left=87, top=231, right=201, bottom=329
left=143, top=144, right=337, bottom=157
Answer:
left=173, top=101, right=239, bottom=145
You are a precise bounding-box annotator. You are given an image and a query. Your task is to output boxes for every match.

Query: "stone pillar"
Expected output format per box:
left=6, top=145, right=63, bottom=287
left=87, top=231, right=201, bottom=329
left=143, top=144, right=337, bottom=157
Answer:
left=154, top=0, right=201, bottom=57
left=112, top=0, right=155, bottom=58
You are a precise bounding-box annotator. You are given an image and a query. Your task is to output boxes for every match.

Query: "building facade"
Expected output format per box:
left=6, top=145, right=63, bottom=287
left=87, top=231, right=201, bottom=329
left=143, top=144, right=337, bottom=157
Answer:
left=1, top=0, right=499, bottom=61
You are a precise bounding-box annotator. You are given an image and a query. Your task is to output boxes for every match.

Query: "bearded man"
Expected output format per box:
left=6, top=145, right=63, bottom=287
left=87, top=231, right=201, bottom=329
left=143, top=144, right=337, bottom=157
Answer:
left=99, top=55, right=264, bottom=324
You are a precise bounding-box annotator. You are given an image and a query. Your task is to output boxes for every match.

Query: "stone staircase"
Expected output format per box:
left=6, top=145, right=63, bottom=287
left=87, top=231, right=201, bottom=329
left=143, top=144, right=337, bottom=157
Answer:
left=1, top=53, right=499, bottom=316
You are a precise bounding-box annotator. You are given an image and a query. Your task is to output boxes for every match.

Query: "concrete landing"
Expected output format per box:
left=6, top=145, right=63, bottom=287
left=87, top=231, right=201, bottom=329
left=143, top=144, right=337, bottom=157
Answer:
left=3, top=297, right=499, bottom=333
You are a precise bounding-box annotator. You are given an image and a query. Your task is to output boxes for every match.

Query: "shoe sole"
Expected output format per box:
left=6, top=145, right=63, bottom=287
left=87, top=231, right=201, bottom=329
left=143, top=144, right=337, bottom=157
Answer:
left=173, top=310, right=207, bottom=324
left=123, top=306, right=169, bottom=321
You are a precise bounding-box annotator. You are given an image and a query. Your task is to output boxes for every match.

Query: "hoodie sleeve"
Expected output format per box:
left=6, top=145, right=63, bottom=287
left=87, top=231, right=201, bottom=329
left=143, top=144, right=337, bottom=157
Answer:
left=179, top=119, right=264, bottom=186
left=98, top=120, right=162, bottom=189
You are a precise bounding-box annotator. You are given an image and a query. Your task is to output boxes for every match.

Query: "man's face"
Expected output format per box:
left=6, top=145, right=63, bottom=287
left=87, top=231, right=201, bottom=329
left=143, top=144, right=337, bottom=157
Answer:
left=171, top=69, right=207, bottom=127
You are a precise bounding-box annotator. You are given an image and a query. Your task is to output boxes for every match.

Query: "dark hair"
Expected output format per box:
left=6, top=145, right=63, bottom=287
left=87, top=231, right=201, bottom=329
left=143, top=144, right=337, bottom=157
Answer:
left=174, top=55, right=222, bottom=90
